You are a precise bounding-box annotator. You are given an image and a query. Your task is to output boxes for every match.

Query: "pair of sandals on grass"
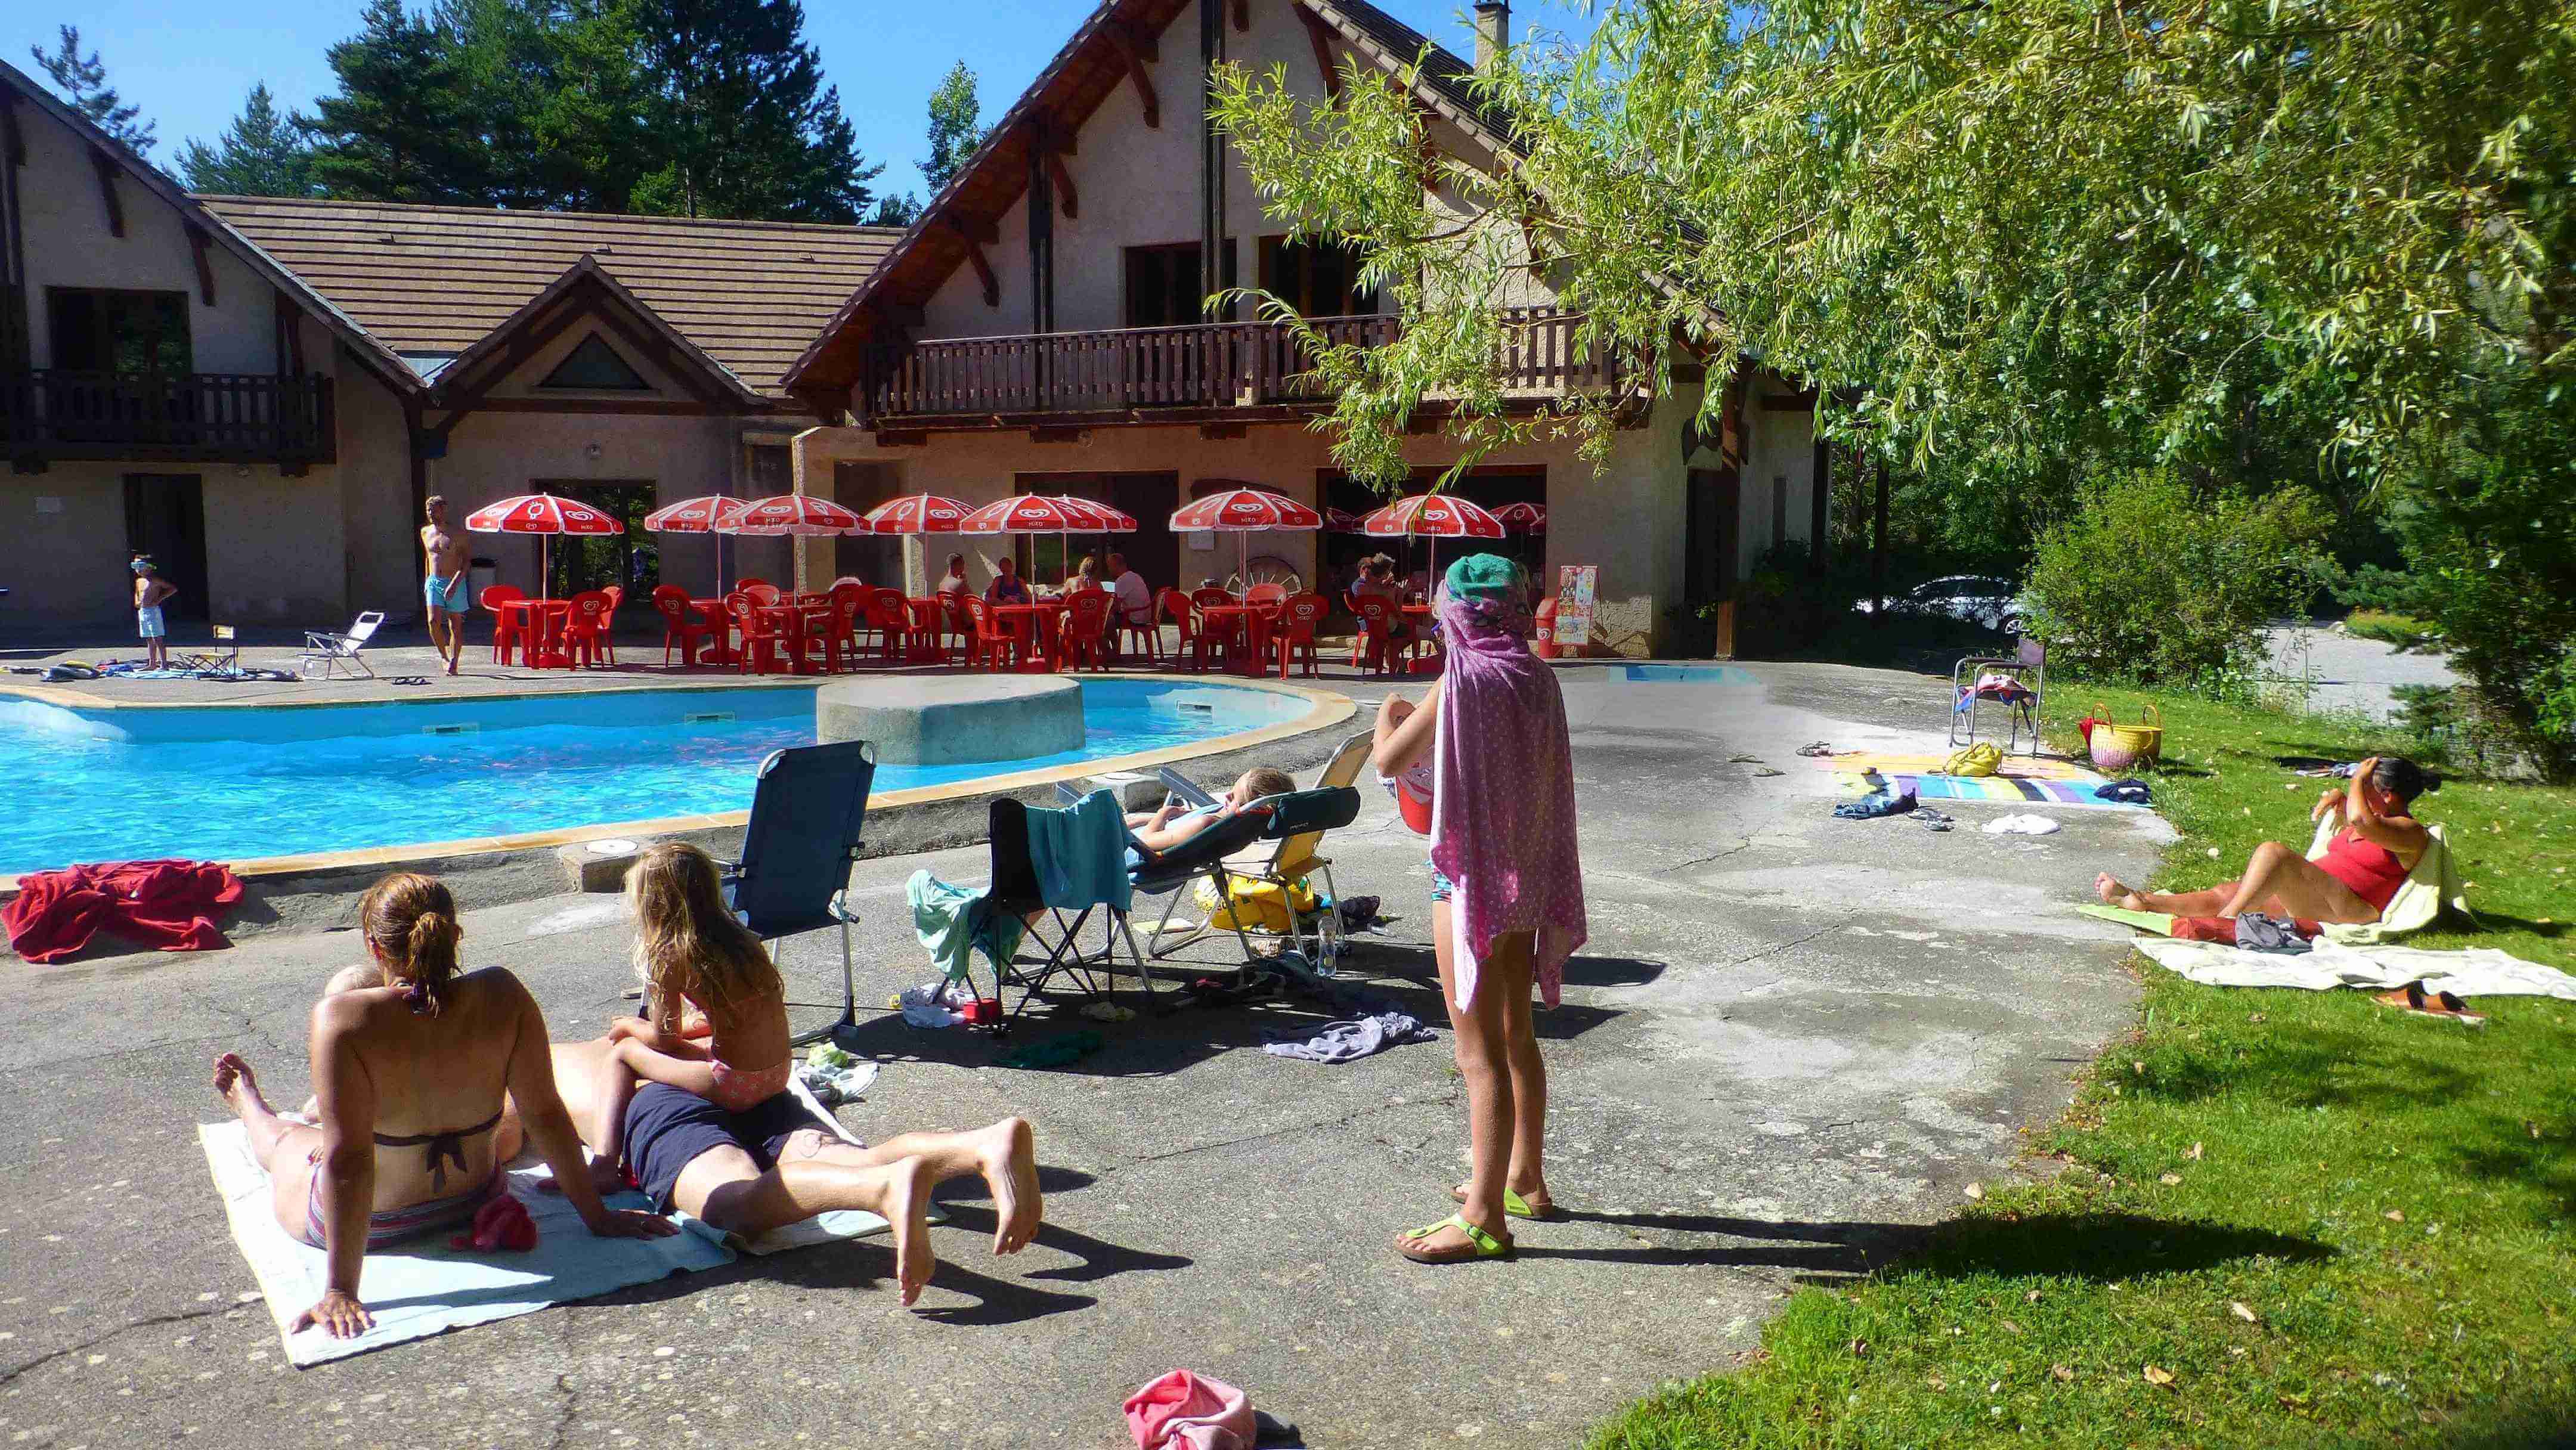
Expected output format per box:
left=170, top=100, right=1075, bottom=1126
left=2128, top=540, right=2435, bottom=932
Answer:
left=2373, top=980, right=2487, bottom=1027
left=1398, top=1182, right=1561, bottom=1265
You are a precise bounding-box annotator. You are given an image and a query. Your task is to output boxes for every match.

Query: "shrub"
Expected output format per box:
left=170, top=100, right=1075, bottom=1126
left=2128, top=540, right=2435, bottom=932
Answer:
left=2024, top=468, right=2329, bottom=691
left=2343, top=609, right=2442, bottom=652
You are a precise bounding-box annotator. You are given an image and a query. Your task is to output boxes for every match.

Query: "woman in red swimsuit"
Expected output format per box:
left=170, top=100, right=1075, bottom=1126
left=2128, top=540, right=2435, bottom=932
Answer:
left=2098, top=756, right=2434, bottom=924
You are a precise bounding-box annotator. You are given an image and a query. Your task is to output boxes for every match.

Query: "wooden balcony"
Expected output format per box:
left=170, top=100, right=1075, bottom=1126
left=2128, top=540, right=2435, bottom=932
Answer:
left=3, top=370, right=336, bottom=473
left=857, top=306, right=1615, bottom=428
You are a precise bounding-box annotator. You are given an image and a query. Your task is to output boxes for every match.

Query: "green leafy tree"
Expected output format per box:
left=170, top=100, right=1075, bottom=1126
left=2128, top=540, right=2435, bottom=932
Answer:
left=920, top=59, right=984, bottom=197
left=867, top=193, right=921, bottom=227
left=1213, top=0, right=2576, bottom=768
left=29, top=25, right=156, bottom=157
left=617, top=0, right=884, bottom=222
left=177, top=83, right=315, bottom=197
left=305, top=0, right=485, bottom=202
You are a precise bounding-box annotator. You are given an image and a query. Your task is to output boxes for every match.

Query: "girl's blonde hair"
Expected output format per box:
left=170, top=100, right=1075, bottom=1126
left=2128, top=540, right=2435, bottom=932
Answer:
left=626, top=842, right=781, bottom=1016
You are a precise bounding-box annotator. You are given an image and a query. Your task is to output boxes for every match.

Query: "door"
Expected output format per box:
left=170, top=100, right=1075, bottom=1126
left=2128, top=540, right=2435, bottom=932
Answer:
left=1013, top=471, right=1180, bottom=595
left=831, top=462, right=905, bottom=585
left=1686, top=466, right=1741, bottom=604
left=532, top=480, right=656, bottom=597
left=123, top=473, right=208, bottom=621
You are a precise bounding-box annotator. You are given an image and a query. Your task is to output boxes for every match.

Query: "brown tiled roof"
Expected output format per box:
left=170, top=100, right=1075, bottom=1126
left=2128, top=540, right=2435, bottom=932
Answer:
left=197, top=196, right=902, bottom=400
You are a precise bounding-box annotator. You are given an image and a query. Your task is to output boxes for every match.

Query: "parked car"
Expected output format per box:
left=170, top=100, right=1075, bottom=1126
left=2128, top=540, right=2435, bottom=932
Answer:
left=1850, top=575, right=2029, bottom=634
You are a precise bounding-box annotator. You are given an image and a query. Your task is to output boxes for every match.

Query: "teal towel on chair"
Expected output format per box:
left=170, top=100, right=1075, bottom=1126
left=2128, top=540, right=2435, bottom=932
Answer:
left=907, top=868, right=1025, bottom=984
left=1024, top=789, right=1134, bottom=912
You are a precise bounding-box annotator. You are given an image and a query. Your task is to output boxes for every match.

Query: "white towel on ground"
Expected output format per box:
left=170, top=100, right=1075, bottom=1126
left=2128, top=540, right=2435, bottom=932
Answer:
left=2136, top=938, right=2576, bottom=999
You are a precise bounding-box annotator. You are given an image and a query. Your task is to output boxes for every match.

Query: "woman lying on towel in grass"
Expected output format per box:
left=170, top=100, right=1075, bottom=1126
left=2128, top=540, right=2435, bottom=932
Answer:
left=211, top=872, right=675, bottom=1338
left=574, top=843, right=795, bottom=1190
left=2097, top=755, right=2436, bottom=925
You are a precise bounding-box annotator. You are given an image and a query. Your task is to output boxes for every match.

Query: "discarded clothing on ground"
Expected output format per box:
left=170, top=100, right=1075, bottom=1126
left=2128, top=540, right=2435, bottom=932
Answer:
left=4, top=858, right=244, bottom=963
left=897, top=980, right=972, bottom=1029
left=1261, top=1009, right=1435, bottom=1063
left=2095, top=778, right=2153, bottom=805
left=2233, top=913, right=2314, bottom=955
left=2135, top=937, right=2576, bottom=999
left=905, top=868, right=1025, bottom=985
left=1981, top=813, right=2061, bottom=836
left=1832, top=788, right=1918, bottom=820
left=797, top=1043, right=879, bottom=1105
left=998, top=1030, right=1105, bottom=1070
left=1126, top=1368, right=1257, bottom=1450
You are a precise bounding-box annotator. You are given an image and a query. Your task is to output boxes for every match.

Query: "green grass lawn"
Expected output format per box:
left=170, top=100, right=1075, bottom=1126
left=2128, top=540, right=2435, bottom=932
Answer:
left=1593, top=684, right=2576, bottom=1448
left=2342, top=610, right=2446, bottom=652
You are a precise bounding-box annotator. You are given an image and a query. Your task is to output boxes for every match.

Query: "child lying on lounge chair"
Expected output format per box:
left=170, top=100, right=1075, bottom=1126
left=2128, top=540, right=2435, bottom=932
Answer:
left=1126, top=766, right=1296, bottom=856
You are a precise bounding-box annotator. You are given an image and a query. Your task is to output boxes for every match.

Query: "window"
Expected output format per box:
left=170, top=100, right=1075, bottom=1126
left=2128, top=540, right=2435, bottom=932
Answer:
left=538, top=333, right=652, bottom=391
left=1123, top=241, right=1236, bottom=329
left=47, top=289, right=190, bottom=374
left=1259, top=236, right=1373, bottom=318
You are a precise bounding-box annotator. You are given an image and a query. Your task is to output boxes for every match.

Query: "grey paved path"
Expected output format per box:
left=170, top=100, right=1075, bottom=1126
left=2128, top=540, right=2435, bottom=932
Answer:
left=2264, top=624, right=2457, bottom=723
left=0, top=663, right=2167, bottom=1448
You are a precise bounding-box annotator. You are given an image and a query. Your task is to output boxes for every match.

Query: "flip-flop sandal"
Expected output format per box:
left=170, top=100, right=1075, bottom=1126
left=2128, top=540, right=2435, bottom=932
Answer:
left=1451, top=1183, right=1559, bottom=1220
left=2373, top=982, right=2488, bottom=1026
left=1397, top=1213, right=1513, bottom=1265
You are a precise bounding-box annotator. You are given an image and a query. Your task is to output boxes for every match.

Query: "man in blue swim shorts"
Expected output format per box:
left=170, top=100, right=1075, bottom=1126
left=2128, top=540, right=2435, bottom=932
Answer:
left=420, top=495, right=472, bottom=675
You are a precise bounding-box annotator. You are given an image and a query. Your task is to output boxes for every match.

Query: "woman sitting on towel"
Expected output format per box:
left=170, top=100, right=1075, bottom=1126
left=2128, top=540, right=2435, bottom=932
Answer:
left=211, top=873, right=674, bottom=1339
left=2097, top=755, right=2435, bottom=924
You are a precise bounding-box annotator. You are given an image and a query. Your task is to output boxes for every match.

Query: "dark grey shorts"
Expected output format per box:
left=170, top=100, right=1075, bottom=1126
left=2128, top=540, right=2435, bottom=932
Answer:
left=624, top=1083, right=840, bottom=1212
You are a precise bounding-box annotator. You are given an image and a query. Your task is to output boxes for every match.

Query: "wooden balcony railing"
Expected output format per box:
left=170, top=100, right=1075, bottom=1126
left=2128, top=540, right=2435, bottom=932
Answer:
left=859, top=306, right=1614, bottom=422
left=1, top=370, right=336, bottom=466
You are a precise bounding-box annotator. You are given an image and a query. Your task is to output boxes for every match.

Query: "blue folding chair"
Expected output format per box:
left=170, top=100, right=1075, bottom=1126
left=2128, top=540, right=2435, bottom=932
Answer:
left=722, top=741, right=875, bottom=1046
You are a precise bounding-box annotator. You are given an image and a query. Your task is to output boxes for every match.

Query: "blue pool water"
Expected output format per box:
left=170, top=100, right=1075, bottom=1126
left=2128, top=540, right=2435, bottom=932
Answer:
left=1623, top=664, right=1757, bottom=685
left=0, top=681, right=1308, bottom=874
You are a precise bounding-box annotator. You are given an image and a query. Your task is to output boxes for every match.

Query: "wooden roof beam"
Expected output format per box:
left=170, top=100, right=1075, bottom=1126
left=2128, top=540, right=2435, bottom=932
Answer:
left=1231, top=0, right=1249, bottom=31
left=89, top=148, right=124, bottom=238
left=1295, top=7, right=1342, bottom=99
left=1103, top=22, right=1160, bottom=128
left=943, top=220, right=1000, bottom=308
left=184, top=222, right=217, bottom=305
left=1029, top=121, right=1079, bottom=220
left=1, top=88, right=23, bottom=168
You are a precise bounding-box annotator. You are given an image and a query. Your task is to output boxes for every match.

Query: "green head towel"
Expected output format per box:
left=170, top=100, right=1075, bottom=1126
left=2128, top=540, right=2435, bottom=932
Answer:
left=1442, top=552, right=1522, bottom=606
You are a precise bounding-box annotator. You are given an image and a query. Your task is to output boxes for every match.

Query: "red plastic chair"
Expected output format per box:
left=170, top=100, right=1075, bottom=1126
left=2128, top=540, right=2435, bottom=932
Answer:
left=741, top=580, right=782, bottom=607
left=1113, top=587, right=1161, bottom=662
left=961, top=594, right=1020, bottom=671
left=819, top=583, right=865, bottom=668
left=938, top=591, right=974, bottom=664
left=481, top=584, right=526, bottom=664
left=1191, top=586, right=1236, bottom=611
left=1245, top=582, right=1288, bottom=606
left=1354, top=596, right=1413, bottom=677
left=1273, top=593, right=1327, bottom=679
left=862, top=590, right=909, bottom=666
left=597, top=586, right=623, bottom=664
left=1062, top=589, right=1112, bottom=671
left=651, top=585, right=710, bottom=665
left=727, top=593, right=787, bottom=674
left=562, top=590, right=615, bottom=667
left=1155, top=588, right=1198, bottom=670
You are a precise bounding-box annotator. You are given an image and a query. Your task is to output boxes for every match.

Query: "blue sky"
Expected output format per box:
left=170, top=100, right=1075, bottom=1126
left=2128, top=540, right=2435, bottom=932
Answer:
left=18, top=1, right=1589, bottom=203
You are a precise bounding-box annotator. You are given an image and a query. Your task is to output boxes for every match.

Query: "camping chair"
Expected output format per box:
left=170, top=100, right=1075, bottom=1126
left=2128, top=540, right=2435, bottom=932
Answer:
left=722, top=740, right=875, bottom=1046
left=977, top=792, right=1159, bottom=1020
left=1150, top=731, right=1374, bottom=967
left=298, top=611, right=385, bottom=680
left=1948, top=636, right=2045, bottom=755
left=1129, top=804, right=1286, bottom=969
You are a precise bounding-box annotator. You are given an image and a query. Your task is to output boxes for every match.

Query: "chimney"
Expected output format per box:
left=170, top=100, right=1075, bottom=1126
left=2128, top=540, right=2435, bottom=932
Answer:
left=1473, top=1, right=1509, bottom=70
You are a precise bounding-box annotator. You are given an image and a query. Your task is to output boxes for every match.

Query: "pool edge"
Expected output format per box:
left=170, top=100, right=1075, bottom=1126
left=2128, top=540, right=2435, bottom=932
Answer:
left=0, top=672, right=1355, bottom=896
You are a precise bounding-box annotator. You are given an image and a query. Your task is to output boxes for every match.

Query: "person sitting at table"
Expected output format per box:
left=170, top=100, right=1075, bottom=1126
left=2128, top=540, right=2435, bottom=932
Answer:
left=986, top=556, right=1033, bottom=606
left=1108, top=552, right=1151, bottom=623
left=936, top=553, right=973, bottom=599
left=1352, top=555, right=1416, bottom=644
left=1070, top=556, right=1100, bottom=591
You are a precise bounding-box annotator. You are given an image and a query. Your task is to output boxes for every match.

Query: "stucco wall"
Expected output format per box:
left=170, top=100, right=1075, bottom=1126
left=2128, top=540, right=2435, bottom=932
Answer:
left=335, top=351, right=419, bottom=617
left=13, top=107, right=290, bottom=374
left=1741, top=375, right=1819, bottom=578
left=0, top=469, right=134, bottom=628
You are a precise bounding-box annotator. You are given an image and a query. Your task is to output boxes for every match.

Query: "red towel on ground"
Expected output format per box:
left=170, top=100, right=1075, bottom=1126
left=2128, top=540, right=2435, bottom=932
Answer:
left=1125, top=1370, right=1254, bottom=1450
left=2, top=859, right=243, bottom=963
left=448, top=1194, right=538, bottom=1253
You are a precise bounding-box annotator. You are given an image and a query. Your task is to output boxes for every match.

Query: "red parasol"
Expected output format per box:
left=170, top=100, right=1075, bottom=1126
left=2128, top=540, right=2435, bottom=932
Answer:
left=1493, top=501, right=1547, bottom=535
left=722, top=494, right=864, bottom=536
left=641, top=495, right=750, bottom=596
left=465, top=493, right=625, bottom=599
left=1168, top=487, right=1324, bottom=585
left=1324, top=506, right=1367, bottom=534
left=1360, top=493, right=1506, bottom=588
left=860, top=493, right=973, bottom=590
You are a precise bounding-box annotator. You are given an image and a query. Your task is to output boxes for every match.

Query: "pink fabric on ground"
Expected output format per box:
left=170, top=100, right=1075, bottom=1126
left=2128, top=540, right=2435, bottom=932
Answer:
left=1427, top=587, right=1588, bottom=1011
left=1124, top=1369, right=1254, bottom=1450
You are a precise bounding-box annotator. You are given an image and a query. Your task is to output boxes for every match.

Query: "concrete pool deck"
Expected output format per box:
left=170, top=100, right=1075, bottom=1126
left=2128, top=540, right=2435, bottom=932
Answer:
left=0, top=661, right=2169, bottom=1448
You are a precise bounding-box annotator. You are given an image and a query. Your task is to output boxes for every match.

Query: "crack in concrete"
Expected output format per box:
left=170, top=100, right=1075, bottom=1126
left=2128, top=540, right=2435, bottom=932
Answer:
left=1658, top=838, right=1755, bottom=876
left=1722, top=916, right=1858, bottom=970
left=1107, top=1096, right=1431, bottom=1170
left=0, top=1306, right=230, bottom=1389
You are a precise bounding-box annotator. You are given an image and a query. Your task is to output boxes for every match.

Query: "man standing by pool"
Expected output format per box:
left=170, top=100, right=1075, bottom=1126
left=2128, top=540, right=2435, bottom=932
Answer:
left=420, top=495, right=471, bottom=676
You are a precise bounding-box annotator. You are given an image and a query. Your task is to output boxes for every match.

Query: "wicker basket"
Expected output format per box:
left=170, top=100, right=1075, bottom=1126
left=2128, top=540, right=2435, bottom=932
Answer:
left=2088, top=701, right=2165, bottom=773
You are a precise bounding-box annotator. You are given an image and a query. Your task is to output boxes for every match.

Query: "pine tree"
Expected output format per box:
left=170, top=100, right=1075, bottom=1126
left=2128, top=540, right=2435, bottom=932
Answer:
left=305, top=0, right=485, bottom=203
left=920, top=60, right=983, bottom=197
left=177, top=83, right=315, bottom=197
left=29, top=25, right=157, bottom=157
left=867, top=193, right=921, bottom=227
left=617, top=0, right=884, bottom=223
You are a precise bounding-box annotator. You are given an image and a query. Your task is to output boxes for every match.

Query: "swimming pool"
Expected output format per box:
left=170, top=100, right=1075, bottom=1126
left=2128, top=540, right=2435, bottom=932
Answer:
left=0, top=680, right=1313, bottom=875
left=1623, top=664, right=1758, bottom=686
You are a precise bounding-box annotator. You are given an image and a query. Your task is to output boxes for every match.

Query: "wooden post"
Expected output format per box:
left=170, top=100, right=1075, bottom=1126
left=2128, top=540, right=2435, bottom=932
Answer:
left=1871, top=451, right=1889, bottom=625
left=1199, top=0, right=1228, bottom=323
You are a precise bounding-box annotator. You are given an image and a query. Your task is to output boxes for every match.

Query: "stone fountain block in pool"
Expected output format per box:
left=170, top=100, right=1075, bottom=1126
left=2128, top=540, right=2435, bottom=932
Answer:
left=815, top=675, right=1085, bottom=766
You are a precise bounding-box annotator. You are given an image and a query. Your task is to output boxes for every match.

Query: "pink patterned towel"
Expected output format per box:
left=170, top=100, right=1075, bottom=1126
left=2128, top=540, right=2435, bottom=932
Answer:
left=1125, top=1369, right=1254, bottom=1450
left=1428, top=587, right=1588, bottom=1009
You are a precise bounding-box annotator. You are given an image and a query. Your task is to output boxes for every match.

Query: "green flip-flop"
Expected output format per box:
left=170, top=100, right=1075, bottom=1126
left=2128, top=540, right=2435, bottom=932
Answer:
left=1451, top=1184, right=1557, bottom=1220
left=1397, top=1213, right=1515, bottom=1264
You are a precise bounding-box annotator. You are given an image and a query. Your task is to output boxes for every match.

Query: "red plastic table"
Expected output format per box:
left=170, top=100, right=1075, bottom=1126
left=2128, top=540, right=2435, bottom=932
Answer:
left=756, top=603, right=835, bottom=674
left=1196, top=603, right=1278, bottom=676
left=687, top=599, right=738, bottom=665
left=496, top=599, right=572, bottom=668
left=989, top=600, right=1066, bottom=670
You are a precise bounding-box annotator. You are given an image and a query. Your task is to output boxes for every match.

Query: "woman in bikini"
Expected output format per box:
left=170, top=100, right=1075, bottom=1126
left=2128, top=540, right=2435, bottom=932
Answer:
left=211, top=873, right=674, bottom=1339
left=575, top=843, right=795, bottom=1186
left=2097, top=755, right=2435, bottom=924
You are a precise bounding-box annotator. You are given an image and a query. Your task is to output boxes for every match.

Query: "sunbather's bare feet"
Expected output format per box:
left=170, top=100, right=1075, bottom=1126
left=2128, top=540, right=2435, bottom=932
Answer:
left=213, top=1052, right=273, bottom=1123
left=2095, top=873, right=2147, bottom=911
left=881, top=1154, right=937, bottom=1306
left=971, top=1116, right=1042, bottom=1254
